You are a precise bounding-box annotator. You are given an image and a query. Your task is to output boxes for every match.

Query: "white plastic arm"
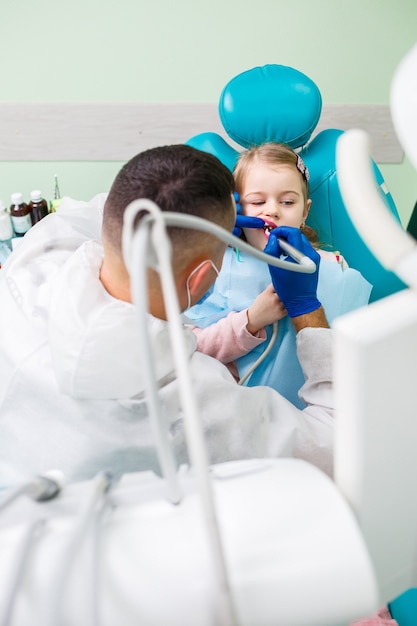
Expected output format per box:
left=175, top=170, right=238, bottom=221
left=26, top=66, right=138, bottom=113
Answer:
left=336, top=128, right=417, bottom=289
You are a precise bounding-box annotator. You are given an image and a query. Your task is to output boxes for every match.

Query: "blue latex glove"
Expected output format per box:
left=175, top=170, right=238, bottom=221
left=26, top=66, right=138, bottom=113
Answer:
left=233, top=191, right=264, bottom=236
left=264, top=226, right=321, bottom=317
left=233, top=214, right=265, bottom=236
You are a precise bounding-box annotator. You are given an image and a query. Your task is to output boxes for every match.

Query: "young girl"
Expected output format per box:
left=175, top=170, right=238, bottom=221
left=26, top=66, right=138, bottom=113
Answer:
left=186, top=142, right=372, bottom=408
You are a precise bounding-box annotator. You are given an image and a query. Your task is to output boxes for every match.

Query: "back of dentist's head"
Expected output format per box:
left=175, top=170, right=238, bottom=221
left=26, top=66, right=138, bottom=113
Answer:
left=102, top=144, right=235, bottom=267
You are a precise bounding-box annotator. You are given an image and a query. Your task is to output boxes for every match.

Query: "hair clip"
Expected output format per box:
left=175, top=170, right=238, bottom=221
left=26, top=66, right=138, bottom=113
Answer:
left=296, top=155, right=310, bottom=181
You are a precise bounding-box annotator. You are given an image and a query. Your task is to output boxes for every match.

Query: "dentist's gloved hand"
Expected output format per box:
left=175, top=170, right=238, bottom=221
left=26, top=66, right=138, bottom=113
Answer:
left=264, top=226, right=321, bottom=317
left=233, top=191, right=264, bottom=236
left=233, top=215, right=265, bottom=236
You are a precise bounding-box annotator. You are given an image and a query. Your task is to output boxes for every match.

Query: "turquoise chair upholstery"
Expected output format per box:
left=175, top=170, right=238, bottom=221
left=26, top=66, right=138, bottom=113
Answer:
left=186, top=64, right=406, bottom=303
left=389, top=588, right=417, bottom=626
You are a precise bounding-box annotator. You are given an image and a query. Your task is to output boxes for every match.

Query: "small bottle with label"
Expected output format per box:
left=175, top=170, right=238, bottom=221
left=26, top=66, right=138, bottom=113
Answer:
left=0, top=200, right=13, bottom=267
left=29, top=190, right=49, bottom=224
left=0, top=200, right=13, bottom=249
left=10, top=192, right=33, bottom=237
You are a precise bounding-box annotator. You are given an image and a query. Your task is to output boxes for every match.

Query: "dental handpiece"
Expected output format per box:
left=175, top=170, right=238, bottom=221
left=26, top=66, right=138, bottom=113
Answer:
left=123, top=208, right=316, bottom=275
left=277, top=237, right=315, bottom=267
left=0, top=470, right=65, bottom=513
left=243, top=218, right=315, bottom=267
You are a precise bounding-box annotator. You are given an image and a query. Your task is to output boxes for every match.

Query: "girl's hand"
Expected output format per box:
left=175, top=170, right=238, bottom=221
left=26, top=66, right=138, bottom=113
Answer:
left=246, top=284, right=287, bottom=335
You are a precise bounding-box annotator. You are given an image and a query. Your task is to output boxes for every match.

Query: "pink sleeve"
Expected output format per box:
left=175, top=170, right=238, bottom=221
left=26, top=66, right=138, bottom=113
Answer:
left=190, top=310, right=266, bottom=364
left=349, top=606, right=398, bottom=625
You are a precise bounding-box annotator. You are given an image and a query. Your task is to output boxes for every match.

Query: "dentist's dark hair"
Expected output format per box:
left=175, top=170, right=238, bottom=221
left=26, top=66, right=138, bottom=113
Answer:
left=102, top=144, right=235, bottom=256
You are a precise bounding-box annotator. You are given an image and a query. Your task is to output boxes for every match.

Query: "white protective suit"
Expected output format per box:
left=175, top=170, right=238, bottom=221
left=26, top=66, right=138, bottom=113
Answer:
left=0, top=198, right=334, bottom=484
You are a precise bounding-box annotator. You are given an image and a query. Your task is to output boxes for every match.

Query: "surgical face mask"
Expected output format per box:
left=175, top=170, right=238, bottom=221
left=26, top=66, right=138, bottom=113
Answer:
left=185, top=259, right=220, bottom=310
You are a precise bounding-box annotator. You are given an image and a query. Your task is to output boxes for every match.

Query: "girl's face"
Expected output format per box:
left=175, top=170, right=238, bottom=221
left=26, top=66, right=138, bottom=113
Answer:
left=240, top=160, right=311, bottom=250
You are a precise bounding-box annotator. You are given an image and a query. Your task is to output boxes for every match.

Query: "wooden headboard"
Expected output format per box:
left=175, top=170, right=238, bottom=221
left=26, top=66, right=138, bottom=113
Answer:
left=0, top=103, right=402, bottom=163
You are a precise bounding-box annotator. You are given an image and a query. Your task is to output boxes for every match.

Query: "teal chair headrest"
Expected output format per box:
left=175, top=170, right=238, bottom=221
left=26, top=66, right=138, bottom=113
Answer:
left=219, top=64, right=322, bottom=149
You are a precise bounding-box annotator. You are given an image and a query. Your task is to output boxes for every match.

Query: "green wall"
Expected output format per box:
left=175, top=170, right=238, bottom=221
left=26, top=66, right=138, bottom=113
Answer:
left=1, top=0, right=416, bottom=225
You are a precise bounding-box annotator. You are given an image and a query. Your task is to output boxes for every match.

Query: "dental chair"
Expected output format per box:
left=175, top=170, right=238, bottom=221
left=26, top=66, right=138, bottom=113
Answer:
left=186, top=64, right=407, bottom=303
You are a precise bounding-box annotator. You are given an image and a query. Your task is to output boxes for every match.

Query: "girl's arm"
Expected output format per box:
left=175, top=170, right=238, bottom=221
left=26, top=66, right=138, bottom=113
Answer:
left=189, top=285, right=286, bottom=364
left=190, top=310, right=265, bottom=364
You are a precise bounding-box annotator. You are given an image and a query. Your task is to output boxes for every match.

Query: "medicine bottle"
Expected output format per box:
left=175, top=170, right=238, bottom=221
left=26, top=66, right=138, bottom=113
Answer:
left=0, top=200, right=13, bottom=249
left=29, top=190, right=49, bottom=224
left=10, top=192, right=32, bottom=237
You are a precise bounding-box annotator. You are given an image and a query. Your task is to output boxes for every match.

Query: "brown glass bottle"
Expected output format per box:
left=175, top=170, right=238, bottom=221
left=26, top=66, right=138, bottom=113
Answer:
left=9, top=192, right=32, bottom=237
left=29, top=190, right=49, bottom=224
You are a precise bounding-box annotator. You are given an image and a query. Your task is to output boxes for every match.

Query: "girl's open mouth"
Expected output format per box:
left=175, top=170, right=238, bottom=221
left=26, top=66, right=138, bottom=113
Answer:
left=262, top=220, right=277, bottom=237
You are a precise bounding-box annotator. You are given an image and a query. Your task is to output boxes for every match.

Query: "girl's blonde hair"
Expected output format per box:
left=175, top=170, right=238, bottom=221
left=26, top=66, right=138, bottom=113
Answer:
left=234, top=142, right=319, bottom=246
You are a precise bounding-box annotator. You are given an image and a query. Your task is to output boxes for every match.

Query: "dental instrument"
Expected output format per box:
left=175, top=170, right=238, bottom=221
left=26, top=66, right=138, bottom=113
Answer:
left=0, top=472, right=64, bottom=626
left=122, top=207, right=316, bottom=280
left=232, top=211, right=313, bottom=266
left=0, top=470, right=65, bottom=513
left=0, top=518, right=46, bottom=626
left=44, top=471, right=113, bottom=626
left=238, top=320, right=279, bottom=386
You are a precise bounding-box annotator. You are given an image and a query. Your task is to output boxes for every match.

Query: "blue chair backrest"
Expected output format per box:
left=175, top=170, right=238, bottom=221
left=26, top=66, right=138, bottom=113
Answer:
left=186, top=64, right=406, bottom=303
